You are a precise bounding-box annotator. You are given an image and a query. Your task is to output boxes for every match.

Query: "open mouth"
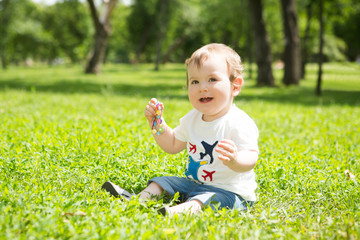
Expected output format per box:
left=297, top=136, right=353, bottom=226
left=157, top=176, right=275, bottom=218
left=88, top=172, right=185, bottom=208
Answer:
left=199, top=97, right=213, bottom=103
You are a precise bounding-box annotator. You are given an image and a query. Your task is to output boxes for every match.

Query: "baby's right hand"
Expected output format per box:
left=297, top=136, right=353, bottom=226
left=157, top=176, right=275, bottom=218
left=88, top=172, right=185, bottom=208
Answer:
left=144, top=98, right=164, bottom=124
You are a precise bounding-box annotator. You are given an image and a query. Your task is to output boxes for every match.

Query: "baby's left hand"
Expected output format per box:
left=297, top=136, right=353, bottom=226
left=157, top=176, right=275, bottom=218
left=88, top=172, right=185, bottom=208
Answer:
left=215, top=139, right=238, bottom=167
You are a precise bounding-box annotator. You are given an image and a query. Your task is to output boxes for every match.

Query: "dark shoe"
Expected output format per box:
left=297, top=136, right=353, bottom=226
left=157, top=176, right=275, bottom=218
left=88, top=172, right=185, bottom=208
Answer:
left=101, top=181, right=134, bottom=201
left=158, top=206, right=169, bottom=216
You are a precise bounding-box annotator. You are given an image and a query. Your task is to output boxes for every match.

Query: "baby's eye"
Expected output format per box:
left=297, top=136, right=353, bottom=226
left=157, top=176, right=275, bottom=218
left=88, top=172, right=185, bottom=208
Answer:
left=209, top=78, right=217, bottom=82
left=190, top=80, right=199, bottom=85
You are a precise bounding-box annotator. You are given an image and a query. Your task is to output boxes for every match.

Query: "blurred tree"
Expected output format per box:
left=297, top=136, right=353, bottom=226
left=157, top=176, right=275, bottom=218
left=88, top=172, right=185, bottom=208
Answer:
left=248, top=0, right=275, bottom=86
left=160, top=0, right=204, bottom=64
left=85, top=0, right=117, bottom=74
left=200, top=0, right=245, bottom=49
left=298, top=0, right=350, bottom=76
left=128, top=0, right=189, bottom=67
left=198, top=0, right=256, bottom=70
left=299, top=0, right=313, bottom=79
left=280, top=0, right=301, bottom=85
left=154, top=0, right=169, bottom=71
left=333, top=0, right=360, bottom=61
left=11, top=20, right=54, bottom=63
left=0, top=0, right=22, bottom=69
left=2, top=0, right=359, bottom=71
left=107, top=3, right=131, bottom=63
left=42, top=0, right=91, bottom=63
left=127, top=0, right=157, bottom=63
left=0, top=0, right=11, bottom=69
left=263, top=0, right=283, bottom=60
left=161, top=0, right=199, bottom=63
left=315, top=0, right=324, bottom=96
left=1, top=0, right=57, bottom=65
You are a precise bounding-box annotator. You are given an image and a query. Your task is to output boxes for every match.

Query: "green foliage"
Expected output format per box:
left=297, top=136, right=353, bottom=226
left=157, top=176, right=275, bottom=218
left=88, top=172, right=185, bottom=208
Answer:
left=41, top=0, right=92, bottom=63
left=263, top=0, right=283, bottom=59
left=333, top=0, right=360, bottom=61
left=126, top=0, right=158, bottom=62
left=107, top=3, right=132, bottom=63
left=2, top=0, right=360, bottom=65
left=200, top=0, right=247, bottom=47
left=0, top=0, right=50, bottom=64
left=0, top=63, right=359, bottom=239
left=0, top=0, right=92, bottom=65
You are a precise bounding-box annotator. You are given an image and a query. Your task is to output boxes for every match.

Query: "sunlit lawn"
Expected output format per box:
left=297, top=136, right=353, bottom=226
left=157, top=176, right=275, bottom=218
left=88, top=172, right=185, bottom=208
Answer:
left=0, top=62, right=359, bottom=239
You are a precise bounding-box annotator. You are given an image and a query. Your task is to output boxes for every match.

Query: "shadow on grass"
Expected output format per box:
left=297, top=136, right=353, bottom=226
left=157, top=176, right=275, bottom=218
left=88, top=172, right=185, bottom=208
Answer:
left=0, top=78, right=189, bottom=100
left=240, top=86, right=360, bottom=106
left=0, top=78, right=359, bottom=106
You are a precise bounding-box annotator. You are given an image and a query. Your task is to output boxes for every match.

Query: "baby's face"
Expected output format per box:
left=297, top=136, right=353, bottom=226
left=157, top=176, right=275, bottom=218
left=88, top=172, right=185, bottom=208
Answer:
left=187, top=54, right=236, bottom=122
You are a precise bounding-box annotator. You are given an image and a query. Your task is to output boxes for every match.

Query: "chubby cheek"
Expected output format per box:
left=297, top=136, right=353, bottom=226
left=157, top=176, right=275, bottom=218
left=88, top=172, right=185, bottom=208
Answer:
left=188, top=89, right=198, bottom=106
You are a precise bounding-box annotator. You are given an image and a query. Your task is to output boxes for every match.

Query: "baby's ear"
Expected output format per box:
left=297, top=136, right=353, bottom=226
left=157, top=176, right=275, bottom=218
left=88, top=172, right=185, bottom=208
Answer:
left=232, top=77, right=243, bottom=96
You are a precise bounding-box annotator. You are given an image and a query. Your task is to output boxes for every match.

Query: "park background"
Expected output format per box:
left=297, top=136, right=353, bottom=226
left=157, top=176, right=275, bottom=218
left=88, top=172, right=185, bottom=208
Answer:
left=0, top=0, right=359, bottom=239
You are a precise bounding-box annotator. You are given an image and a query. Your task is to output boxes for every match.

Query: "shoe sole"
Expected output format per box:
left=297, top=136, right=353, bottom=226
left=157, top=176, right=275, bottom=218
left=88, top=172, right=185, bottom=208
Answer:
left=102, top=182, right=120, bottom=197
left=101, top=181, right=132, bottom=200
left=158, top=207, right=167, bottom=216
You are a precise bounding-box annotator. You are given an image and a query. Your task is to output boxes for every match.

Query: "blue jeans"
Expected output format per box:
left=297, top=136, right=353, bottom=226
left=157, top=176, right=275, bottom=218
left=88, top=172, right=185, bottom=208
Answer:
left=149, top=176, right=254, bottom=211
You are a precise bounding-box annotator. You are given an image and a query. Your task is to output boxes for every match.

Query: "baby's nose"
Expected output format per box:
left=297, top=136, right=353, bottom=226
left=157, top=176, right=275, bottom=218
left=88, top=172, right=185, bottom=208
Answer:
left=199, top=82, right=209, bottom=92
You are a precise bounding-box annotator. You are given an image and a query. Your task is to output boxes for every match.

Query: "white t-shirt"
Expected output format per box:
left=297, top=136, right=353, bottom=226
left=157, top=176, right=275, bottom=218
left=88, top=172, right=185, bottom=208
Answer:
left=174, top=105, right=259, bottom=201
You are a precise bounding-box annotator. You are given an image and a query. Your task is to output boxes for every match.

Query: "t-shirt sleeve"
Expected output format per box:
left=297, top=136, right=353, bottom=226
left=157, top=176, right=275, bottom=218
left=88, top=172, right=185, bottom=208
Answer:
left=231, top=116, right=259, bottom=153
left=174, top=113, right=190, bottom=143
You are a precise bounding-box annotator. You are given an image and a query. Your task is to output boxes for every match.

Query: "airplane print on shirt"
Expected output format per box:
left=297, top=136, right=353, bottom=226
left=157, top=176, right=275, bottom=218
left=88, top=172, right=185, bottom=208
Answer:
left=202, top=170, right=216, bottom=181
left=185, top=140, right=218, bottom=182
left=189, top=142, right=197, bottom=154
left=199, top=141, right=218, bottom=164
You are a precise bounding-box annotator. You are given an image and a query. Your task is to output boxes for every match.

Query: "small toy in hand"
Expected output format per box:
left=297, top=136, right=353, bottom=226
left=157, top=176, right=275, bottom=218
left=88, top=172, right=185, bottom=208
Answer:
left=152, top=101, right=164, bottom=135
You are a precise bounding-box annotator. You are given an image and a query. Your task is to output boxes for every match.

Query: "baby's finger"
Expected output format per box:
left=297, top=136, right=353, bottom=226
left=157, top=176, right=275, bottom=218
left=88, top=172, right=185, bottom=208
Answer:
left=147, top=101, right=159, bottom=112
left=217, top=142, right=235, bottom=154
left=150, top=98, right=158, bottom=104
left=144, top=105, right=158, bottom=121
left=218, top=154, right=230, bottom=162
left=153, top=100, right=164, bottom=115
left=150, top=98, right=164, bottom=110
left=159, top=102, right=164, bottom=113
left=215, top=146, right=233, bottom=158
left=145, top=105, right=155, bottom=115
left=219, top=139, right=237, bottom=151
left=218, top=139, right=236, bottom=147
left=219, top=139, right=235, bottom=145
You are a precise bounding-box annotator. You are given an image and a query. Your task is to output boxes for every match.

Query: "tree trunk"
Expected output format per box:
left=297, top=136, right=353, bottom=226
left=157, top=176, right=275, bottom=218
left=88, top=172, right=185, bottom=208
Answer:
left=134, top=24, right=153, bottom=63
left=248, top=0, right=275, bottom=86
left=315, top=0, right=324, bottom=96
left=245, top=12, right=254, bottom=80
left=246, top=36, right=253, bottom=80
left=280, top=0, right=301, bottom=85
left=154, top=0, right=169, bottom=71
left=0, top=0, right=11, bottom=70
left=301, top=1, right=313, bottom=79
left=85, top=0, right=117, bottom=74
left=1, top=51, right=8, bottom=70
left=162, top=35, right=186, bottom=64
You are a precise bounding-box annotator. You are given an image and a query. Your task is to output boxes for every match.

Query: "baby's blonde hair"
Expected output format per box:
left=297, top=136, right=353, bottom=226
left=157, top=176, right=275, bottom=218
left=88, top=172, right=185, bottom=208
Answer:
left=185, top=43, right=244, bottom=87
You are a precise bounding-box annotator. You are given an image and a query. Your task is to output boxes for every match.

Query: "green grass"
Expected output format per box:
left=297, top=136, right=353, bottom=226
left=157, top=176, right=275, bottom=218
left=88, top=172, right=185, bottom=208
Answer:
left=0, top=63, right=359, bottom=239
